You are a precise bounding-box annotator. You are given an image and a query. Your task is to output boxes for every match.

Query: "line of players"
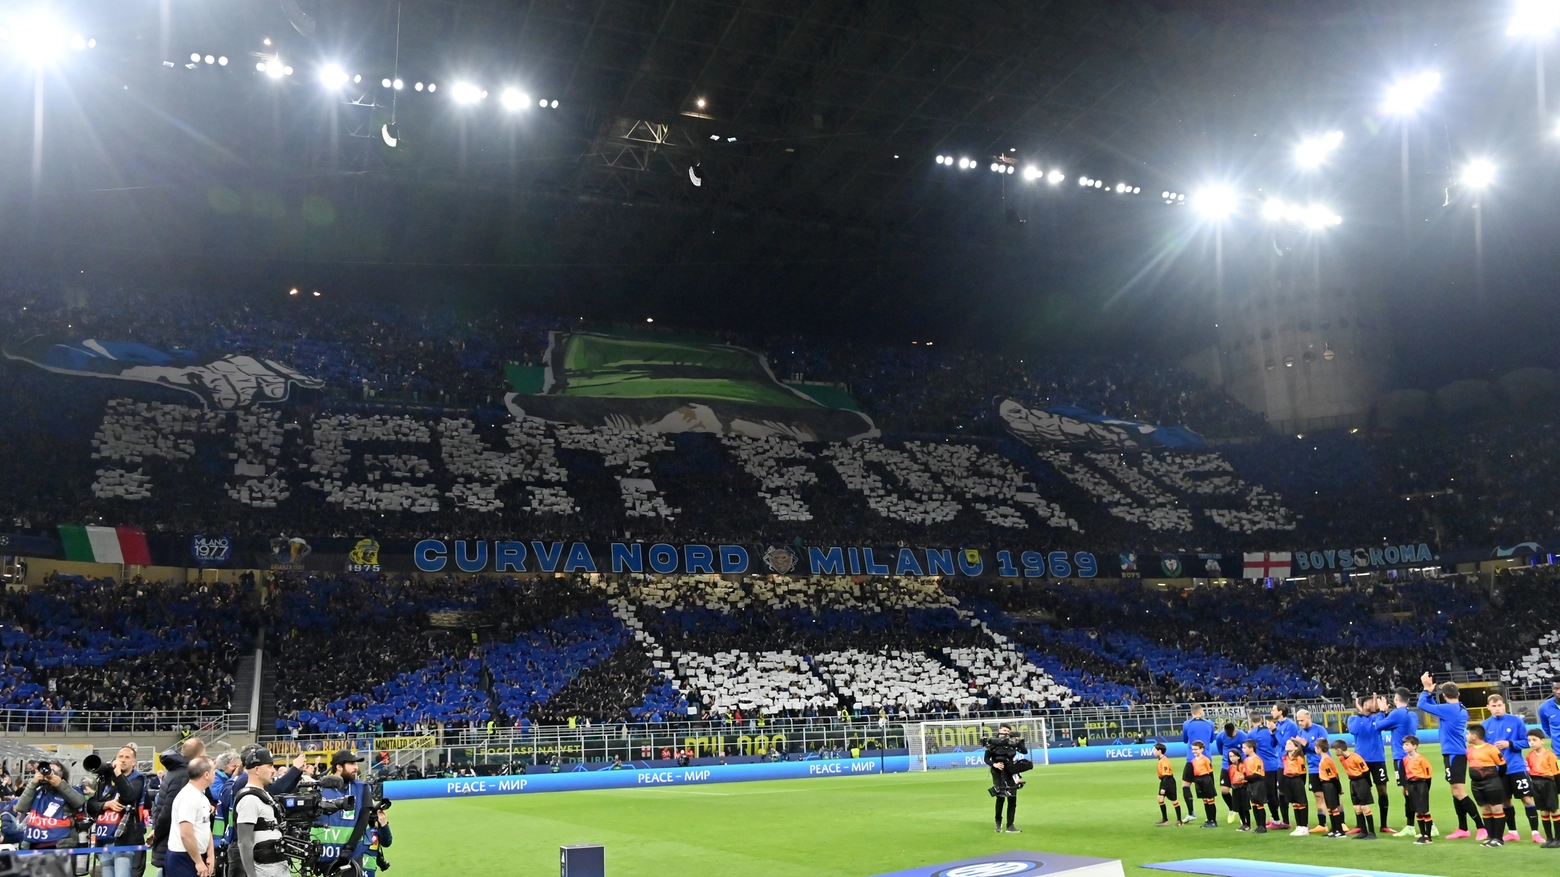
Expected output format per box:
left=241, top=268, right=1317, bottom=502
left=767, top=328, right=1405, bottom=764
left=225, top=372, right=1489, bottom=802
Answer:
left=1151, top=676, right=1560, bottom=849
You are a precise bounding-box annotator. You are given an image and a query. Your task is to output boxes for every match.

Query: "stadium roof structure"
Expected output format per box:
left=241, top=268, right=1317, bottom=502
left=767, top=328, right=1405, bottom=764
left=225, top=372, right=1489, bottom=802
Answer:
left=2, top=0, right=1551, bottom=354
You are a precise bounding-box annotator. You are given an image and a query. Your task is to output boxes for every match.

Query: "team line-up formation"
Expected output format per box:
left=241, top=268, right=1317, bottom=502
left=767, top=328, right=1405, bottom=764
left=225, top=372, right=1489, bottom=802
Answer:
left=983, top=674, right=1560, bottom=847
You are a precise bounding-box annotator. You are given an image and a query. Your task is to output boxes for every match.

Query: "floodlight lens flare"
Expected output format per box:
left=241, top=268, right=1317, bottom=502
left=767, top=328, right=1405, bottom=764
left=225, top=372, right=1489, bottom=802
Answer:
left=1510, top=0, right=1560, bottom=37
left=451, top=81, right=483, bottom=104
left=1462, top=158, right=1497, bottom=190
left=1193, top=186, right=1238, bottom=219
left=501, top=88, right=527, bottom=111
left=1047, top=170, right=1065, bottom=184
left=320, top=64, right=349, bottom=88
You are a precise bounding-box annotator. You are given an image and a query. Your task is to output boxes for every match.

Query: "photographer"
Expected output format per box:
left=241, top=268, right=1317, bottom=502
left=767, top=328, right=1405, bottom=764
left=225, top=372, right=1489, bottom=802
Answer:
left=84, top=745, right=149, bottom=877
left=16, top=760, right=86, bottom=849
left=312, top=751, right=391, bottom=877
left=230, top=747, right=288, bottom=877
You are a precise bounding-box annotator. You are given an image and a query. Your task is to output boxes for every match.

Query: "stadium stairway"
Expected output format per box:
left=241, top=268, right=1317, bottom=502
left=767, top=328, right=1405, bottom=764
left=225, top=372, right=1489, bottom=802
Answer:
left=257, top=651, right=280, bottom=741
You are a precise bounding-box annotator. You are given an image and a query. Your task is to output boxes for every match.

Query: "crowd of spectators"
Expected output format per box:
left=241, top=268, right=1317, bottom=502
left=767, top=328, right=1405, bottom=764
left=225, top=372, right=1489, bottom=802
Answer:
left=4, top=565, right=1560, bottom=740
left=0, top=574, right=246, bottom=717
left=8, top=271, right=1560, bottom=558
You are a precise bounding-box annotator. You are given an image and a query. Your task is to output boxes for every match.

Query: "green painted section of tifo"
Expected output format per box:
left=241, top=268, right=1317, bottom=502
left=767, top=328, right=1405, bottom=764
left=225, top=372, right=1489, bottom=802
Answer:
left=385, top=748, right=1524, bottom=877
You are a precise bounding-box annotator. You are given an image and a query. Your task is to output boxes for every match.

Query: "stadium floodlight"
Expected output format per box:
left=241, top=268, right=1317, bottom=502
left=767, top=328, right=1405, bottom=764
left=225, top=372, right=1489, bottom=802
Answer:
left=936, top=155, right=947, bottom=165
left=1079, top=176, right=1092, bottom=186
left=414, top=82, right=424, bottom=91
left=319, top=64, right=350, bottom=89
left=204, top=55, right=214, bottom=65
left=1047, top=170, right=1065, bottom=184
left=957, top=158, right=969, bottom=169
left=1461, top=158, right=1497, bottom=189
left=450, top=81, right=483, bottom=104
left=1295, top=130, right=1344, bottom=168
left=264, top=59, right=286, bottom=79
left=1192, top=186, right=1238, bottom=219
left=218, top=56, right=228, bottom=66
left=427, top=83, right=436, bottom=92
left=1382, top=71, right=1441, bottom=115
left=191, top=53, right=200, bottom=63
left=393, top=79, right=403, bottom=90
left=1509, top=0, right=1560, bottom=37
left=1302, top=205, right=1344, bottom=229
left=289, top=288, right=299, bottom=295
left=1021, top=166, right=1040, bottom=180
left=1007, top=165, right=1015, bottom=174
left=12, top=13, right=73, bottom=66
left=382, top=78, right=392, bottom=88
left=550, top=99, right=558, bottom=108
left=501, top=88, right=528, bottom=111
left=1262, top=199, right=1287, bottom=221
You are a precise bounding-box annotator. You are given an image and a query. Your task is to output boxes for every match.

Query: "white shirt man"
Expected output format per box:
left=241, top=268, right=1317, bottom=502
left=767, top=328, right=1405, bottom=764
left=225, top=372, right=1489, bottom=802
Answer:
left=167, top=756, right=216, bottom=877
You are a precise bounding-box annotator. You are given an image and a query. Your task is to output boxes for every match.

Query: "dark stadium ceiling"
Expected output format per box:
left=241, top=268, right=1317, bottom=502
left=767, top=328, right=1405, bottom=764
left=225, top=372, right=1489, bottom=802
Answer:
left=3, top=0, right=1559, bottom=357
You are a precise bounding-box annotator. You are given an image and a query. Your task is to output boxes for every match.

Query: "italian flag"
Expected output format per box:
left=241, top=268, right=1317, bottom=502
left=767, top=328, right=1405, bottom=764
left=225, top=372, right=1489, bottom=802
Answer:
left=57, top=525, right=153, bottom=565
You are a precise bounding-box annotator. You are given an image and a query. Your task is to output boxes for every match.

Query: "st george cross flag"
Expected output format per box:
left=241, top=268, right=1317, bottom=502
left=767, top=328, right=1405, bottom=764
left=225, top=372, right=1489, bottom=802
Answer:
left=1242, top=551, right=1291, bottom=580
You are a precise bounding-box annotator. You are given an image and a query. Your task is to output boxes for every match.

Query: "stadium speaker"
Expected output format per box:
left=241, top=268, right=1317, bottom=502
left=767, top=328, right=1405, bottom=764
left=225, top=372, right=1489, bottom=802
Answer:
left=560, top=844, right=604, bottom=877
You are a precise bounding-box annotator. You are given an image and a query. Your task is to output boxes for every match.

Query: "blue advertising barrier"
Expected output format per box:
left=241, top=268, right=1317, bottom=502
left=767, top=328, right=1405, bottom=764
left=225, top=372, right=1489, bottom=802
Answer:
left=384, top=756, right=889, bottom=800
left=382, top=730, right=1470, bottom=802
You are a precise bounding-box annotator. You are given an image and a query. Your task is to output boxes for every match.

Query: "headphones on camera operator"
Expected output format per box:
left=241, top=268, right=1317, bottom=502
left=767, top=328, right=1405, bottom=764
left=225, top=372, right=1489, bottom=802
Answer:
left=229, top=745, right=289, bottom=872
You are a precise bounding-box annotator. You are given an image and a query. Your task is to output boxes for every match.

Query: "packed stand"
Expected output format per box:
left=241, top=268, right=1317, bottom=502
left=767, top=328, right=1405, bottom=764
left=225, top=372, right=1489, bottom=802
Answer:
left=0, top=574, right=246, bottom=719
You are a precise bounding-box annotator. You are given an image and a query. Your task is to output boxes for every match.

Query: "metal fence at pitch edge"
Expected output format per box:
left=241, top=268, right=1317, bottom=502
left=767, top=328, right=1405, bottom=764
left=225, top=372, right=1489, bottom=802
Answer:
left=261, top=700, right=1344, bottom=769
left=0, top=708, right=246, bottom=736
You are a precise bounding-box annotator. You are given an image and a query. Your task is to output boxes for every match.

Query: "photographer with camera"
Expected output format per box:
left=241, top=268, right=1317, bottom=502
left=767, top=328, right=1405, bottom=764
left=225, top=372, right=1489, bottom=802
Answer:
left=83, top=745, right=149, bottom=877
left=16, top=760, right=86, bottom=850
left=230, top=747, right=288, bottom=877
left=312, top=751, right=391, bottom=877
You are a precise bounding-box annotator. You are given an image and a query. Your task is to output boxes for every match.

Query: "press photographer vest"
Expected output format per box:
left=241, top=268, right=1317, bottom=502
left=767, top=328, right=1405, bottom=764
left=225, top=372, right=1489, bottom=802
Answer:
left=310, top=779, right=368, bottom=863
left=93, top=770, right=150, bottom=842
left=24, top=789, right=76, bottom=846
left=232, top=786, right=286, bottom=865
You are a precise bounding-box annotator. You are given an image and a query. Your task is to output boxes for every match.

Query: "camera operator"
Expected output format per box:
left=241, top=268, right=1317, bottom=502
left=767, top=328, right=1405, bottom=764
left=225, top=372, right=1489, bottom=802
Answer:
left=312, top=751, right=391, bottom=877
left=150, top=737, right=206, bottom=872
left=217, top=751, right=308, bottom=853
left=229, top=747, right=288, bottom=877
left=84, top=745, right=149, bottom=877
left=984, top=725, right=1030, bottom=835
left=165, top=757, right=215, bottom=877
left=16, top=759, right=86, bottom=850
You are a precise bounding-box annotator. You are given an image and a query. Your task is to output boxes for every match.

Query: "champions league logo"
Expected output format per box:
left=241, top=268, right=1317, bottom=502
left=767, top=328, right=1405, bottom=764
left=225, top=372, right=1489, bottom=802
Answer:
left=191, top=534, right=233, bottom=567
left=934, top=864, right=1041, bottom=877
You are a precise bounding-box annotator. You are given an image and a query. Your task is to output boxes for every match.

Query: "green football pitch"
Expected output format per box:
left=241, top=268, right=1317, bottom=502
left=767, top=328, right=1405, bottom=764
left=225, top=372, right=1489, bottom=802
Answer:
left=389, top=747, right=1546, bottom=877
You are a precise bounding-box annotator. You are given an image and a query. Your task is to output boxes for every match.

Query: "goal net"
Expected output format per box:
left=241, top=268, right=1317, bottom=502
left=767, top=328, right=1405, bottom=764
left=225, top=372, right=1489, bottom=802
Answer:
left=906, top=718, right=1050, bottom=772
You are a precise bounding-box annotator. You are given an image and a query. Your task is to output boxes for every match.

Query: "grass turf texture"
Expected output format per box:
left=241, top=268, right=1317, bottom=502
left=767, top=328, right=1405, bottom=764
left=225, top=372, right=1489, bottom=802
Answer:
left=390, top=745, right=1537, bottom=877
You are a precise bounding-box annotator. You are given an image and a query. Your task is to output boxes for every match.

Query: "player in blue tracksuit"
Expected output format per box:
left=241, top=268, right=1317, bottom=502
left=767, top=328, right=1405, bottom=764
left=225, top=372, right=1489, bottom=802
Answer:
left=1295, top=709, right=1329, bottom=831
left=1349, top=695, right=1392, bottom=833
left=1373, top=688, right=1421, bottom=835
left=1269, top=704, right=1301, bottom=826
left=1484, top=694, right=1538, bottom=841
left=1180, top=706, right=1217, bottom=822
left=1250, top=714, right=1284, bottom=827
left=1419, top=672, right=1480, bottom=836
left=1214, top=723, right=1247, bottom=818
left=1541, top=682, right=1560, bottom=747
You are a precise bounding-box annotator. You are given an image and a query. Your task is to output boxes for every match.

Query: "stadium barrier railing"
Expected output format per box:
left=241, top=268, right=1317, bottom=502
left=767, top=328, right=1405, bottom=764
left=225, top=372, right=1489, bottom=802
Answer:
left=264, top=699, right=1345, bottom=769
left=0, top=708, right=245, bottom=736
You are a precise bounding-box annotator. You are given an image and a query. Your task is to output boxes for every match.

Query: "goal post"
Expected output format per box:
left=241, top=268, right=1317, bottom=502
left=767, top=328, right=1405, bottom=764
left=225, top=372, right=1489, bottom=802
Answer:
left=905, top=717, right=1049, bottom=772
